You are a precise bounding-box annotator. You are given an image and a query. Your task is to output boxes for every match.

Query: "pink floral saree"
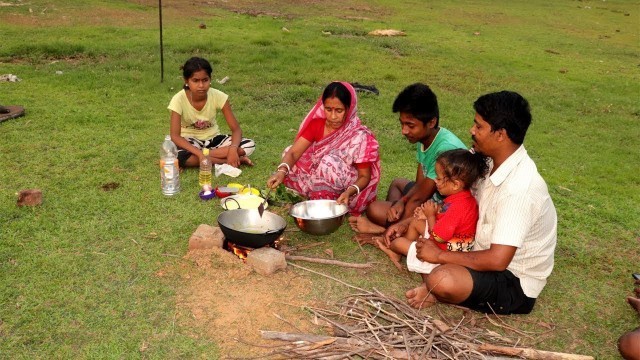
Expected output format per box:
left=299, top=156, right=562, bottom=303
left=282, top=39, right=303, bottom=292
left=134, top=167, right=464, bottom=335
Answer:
left=284, top=82, right=381, bottom=216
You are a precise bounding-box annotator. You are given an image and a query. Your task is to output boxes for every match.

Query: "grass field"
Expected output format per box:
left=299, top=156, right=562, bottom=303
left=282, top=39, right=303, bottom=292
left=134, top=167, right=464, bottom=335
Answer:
left=1, top=0, right=639, bottom=358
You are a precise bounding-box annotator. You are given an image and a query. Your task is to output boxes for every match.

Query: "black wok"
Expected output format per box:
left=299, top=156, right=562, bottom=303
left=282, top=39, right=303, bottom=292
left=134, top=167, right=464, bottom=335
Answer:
left=217, top=209, right=287, bottom=248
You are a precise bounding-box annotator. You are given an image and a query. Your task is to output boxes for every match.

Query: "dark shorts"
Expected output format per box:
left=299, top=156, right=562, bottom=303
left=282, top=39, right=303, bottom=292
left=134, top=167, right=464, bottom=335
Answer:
left=401, top=181, right=442, bottom=202
left=459, top=268, right=536, bottom=315
left=402, top=181, right=415, bottom=195
left=176, top=134, right=256, bottom=168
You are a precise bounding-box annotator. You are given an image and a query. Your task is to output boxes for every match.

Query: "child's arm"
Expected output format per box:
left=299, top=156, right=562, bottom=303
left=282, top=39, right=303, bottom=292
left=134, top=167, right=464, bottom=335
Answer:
left=220, top=100, right=243, bottom=167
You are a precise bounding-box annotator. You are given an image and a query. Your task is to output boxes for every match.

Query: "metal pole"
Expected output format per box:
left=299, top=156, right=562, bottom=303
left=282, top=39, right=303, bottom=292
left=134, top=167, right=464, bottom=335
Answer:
left=159, top=0, right=164, bottom=82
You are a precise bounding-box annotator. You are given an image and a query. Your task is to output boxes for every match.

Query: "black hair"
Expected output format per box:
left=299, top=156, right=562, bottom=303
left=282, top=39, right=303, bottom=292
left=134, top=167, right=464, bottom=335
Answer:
left=473, top=91, right=532, bottom=145
left=392, top=83, right=439, bottom=126
left=181, top=57, right=213, bottom=80
left=322, top=82, right=351, bottom=110
left=436, top=149, right=488, bottom=189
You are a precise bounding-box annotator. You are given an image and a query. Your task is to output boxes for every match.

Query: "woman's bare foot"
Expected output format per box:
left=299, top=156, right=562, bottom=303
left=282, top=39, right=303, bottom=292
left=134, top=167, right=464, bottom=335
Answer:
left=348, top=216, right=386, bottom=234
left=239, top=156, right=254, bottom=166
left=375, top=237, right=404, bottom=271
left=405, top=283, right=437, bottom=309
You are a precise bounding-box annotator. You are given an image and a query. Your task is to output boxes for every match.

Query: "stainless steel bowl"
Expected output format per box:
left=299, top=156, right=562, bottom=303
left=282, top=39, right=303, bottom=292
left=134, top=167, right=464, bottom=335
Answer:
left=289, top=200, right=349, bottom=235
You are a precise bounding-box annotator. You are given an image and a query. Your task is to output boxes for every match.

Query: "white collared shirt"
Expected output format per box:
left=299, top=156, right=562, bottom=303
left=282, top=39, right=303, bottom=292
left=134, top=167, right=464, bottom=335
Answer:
left=473, top=145, right=557, bottom=298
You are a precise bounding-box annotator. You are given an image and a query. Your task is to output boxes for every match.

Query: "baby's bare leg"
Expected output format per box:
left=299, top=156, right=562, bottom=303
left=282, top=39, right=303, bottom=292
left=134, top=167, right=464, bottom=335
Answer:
left=389, top=237, right=412, bottom=257
left=405, top=218, right=427, bottom=242
left=375, top=237, right=406, bottom=271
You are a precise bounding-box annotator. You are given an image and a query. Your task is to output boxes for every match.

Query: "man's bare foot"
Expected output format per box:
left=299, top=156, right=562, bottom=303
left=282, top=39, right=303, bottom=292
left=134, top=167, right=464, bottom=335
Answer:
left=406, top=283, right=437, bottom=309
left=628, top=296, right=640, bottom=314
left=375, top=237, right=404, bottom=271
left=239, top=156, right=254, bottom=166
left=348, top=216, right=385, bottom=234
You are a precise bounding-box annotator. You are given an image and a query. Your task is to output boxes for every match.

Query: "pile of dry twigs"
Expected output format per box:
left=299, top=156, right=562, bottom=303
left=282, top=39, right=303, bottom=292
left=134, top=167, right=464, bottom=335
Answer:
left=231, top=264, right=592, bottom=360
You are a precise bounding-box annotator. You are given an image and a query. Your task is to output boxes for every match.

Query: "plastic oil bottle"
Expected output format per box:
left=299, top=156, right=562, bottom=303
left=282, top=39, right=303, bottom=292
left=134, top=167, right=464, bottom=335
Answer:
left=160, top=135, right=180, bottom=196
left=199, top=148, right=212, bottom=190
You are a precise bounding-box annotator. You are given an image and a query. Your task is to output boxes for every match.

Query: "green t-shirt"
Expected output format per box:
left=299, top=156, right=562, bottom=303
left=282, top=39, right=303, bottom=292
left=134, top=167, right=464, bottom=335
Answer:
left=167, top=88, right=229, bottom=140
left=416, top=127, right=466, bottom=180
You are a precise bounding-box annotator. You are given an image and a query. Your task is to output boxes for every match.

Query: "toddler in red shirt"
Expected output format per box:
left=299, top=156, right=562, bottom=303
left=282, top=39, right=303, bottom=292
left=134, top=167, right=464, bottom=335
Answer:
left=378, top=149, right=488, bottom=273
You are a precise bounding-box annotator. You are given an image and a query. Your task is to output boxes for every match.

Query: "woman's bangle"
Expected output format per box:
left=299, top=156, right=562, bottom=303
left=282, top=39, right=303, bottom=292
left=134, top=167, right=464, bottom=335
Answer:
left=276, top=169, right=288, bottom=176
left=277, top=162, right=291, bottom=174
left=348, top=184, right=360, bottom=195
left=229, top=144, right=239, bottom=148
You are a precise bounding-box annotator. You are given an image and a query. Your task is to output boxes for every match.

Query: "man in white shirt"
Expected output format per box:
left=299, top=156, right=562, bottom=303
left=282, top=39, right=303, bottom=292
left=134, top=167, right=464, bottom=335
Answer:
left=408, top=91, right=557, bottom=314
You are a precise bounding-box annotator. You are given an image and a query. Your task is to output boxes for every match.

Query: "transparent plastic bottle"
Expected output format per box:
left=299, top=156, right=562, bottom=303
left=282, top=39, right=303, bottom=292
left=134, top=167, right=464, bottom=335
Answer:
left=199, top=148, right=212, bottom=189
left=160, top=135, right=180, bottom=196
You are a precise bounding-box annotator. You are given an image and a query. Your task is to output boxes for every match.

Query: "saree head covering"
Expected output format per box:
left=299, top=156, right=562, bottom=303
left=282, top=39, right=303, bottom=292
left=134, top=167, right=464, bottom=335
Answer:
left=284, top=82, right=381, bottom=216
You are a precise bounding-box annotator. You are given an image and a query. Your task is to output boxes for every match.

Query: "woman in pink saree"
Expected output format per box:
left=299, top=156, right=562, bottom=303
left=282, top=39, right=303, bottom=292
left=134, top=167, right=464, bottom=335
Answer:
left=266, top=82, right=381, bottom=216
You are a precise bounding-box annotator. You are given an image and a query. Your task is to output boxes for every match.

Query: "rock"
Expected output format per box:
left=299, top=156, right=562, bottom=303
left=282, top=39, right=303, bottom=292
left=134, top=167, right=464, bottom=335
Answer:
left=199, top=23, right=207, bottom=29
left=17, top=189, right=42, bottom=206
left=188, top=224, right=225, bottom=250
left=246, top=247, right=286, bottom=276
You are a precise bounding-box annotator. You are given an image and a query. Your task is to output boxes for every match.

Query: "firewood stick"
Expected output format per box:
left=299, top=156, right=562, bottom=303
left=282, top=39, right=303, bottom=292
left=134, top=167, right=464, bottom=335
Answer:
left=259, top=330, right=364, bottom=346
left=285, top=255, right=373, bottom=268
left=469, top=342, right=594, bottom=360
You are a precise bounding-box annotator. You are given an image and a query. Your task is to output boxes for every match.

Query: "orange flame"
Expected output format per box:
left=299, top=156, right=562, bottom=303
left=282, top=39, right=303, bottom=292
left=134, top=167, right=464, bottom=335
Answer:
left=226, top=242, right=251, bottom=262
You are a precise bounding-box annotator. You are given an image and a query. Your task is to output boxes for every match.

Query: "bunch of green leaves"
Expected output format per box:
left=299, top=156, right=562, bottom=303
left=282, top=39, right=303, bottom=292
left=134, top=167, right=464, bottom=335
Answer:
left=262, top=184, right=306, bottom=207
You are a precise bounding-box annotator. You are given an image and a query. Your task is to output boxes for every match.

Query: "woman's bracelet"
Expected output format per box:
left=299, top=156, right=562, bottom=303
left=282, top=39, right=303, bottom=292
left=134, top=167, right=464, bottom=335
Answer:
left=348, top=184, right=360, bottom=195
left=277, top=162, right=291, bottom=174
left=229, top=144, right=239, bottom=148
left=276, top=169, right=288, bottom=175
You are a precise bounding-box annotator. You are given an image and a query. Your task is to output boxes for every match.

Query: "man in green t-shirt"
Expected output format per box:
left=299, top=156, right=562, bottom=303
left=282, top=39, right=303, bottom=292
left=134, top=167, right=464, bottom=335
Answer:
left=350, top=83, right=466, bottom=241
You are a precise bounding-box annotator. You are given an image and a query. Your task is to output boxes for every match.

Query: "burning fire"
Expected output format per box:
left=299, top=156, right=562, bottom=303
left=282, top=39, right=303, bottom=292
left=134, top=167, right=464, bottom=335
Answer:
left=225, top=237, right=283, bottom=262
left=226, top=241, right=251, bottom=261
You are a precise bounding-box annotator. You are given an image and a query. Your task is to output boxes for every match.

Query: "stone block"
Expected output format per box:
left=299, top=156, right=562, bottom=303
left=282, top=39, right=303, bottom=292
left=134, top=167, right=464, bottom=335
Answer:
left=17, top=189, right=42, bottom=207
left=246, top=247, right=287, bottom=276
left=188, top=224, right=224, bottom=250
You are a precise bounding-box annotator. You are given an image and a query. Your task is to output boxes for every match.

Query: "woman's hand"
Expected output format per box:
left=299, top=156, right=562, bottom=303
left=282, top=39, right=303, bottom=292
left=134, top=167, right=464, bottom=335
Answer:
left=197, top=149, right=207, bottom=163
left=226, top=148, right=240, bottom=168
left=336, top=191, right=350, bottom=205
left=267, top=171, right=286, bottom=189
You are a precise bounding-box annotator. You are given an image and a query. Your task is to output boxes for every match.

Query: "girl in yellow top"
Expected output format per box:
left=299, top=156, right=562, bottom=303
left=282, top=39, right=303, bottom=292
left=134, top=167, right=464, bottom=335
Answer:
left=168, top=57, right=255, bottom=168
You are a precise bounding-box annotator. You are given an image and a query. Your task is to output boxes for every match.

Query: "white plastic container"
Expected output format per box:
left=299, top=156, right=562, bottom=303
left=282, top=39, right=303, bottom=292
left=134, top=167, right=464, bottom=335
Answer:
left=160, top=135, right=180, bottom=196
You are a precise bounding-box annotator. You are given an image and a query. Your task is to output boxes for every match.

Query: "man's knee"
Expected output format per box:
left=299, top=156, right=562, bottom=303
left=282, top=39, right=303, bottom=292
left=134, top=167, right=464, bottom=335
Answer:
left=618, top=329, right=640, bottom=359
left=365, top=201, right=388, bottom=224
left=426, top=265, right=472, bottom=303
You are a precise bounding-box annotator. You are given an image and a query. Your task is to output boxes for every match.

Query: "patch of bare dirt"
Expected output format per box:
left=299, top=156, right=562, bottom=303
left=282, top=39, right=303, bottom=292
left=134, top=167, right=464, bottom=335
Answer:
left=175, top=246, right=316, bottom=357
left=1, top=0, right=388, bottom=28
left=197, top=0, right=387, bottom=21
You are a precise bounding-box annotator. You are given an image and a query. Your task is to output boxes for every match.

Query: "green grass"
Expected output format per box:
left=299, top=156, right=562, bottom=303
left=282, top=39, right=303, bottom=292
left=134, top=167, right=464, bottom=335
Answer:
left=1, top=0, right=639, bottom=358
